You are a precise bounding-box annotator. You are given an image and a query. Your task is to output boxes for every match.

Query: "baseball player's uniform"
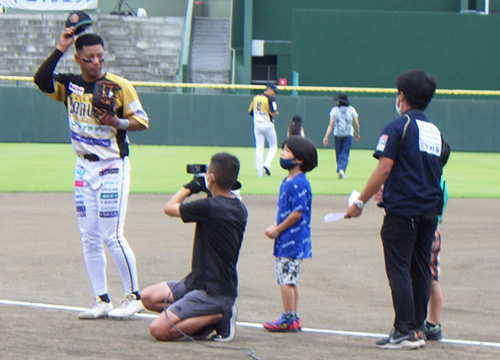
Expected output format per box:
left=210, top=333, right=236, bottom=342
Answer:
left=249, top=92, right=278, bottom=177
left=34, top=48, right=149, bottom=317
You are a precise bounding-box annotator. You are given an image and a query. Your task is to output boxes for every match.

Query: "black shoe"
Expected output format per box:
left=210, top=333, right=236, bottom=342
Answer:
left=376, top=329, right=421, bottom=350
left=263, top=167, right=271, bottom=176
left=212, top=305, right=236, bottom=342
left=191, top=325, right=216, bottom=340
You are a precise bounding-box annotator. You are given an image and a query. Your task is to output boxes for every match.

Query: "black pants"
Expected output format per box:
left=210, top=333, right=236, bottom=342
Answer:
left=380, top=212, right=438, bottom=334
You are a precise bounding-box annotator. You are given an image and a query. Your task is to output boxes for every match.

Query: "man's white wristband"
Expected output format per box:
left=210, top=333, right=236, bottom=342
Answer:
left=354, top=199, right=365, bottom=209
left=116, top=119, right=130, bottom=130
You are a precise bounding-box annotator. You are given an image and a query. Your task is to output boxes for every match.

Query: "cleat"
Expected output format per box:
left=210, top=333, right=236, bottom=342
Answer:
left=263, top=166, right=271, bottom=176
left=78, top=298, right=113, bottom=320
left=107, top=294, right=144, bottom=319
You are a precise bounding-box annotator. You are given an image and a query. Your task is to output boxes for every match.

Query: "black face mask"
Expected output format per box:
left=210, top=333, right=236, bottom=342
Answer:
left=280, top=158, right=298, bottom=170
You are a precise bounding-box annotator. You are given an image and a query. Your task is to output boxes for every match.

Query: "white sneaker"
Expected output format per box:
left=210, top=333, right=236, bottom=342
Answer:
left=339, top=170, right=346, bottom=180
left=78, top=298, right=113, bottom=320
left=107, top=294, right=144, bottom=319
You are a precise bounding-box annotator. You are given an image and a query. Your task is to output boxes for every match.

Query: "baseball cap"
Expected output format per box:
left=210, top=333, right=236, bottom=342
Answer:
left=65, top=11, right=93, bottom=35
left=266, top=82, right=278, bottom=93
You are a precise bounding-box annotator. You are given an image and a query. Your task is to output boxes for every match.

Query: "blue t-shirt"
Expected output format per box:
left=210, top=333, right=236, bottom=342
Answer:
left=373, top=110, right=443, bottom=216
left=273, top=173, right=312, bottom=259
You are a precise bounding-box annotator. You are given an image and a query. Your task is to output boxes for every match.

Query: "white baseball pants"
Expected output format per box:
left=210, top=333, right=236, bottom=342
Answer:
left=254, top=121, right=277, bottom=177
left=74, top=156, right=139, bottom=298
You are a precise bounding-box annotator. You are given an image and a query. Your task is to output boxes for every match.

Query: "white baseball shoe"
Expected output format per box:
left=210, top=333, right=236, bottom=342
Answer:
left=107, top=294, right=144, bottom=319
left=78, top=298, right=113, bottom=320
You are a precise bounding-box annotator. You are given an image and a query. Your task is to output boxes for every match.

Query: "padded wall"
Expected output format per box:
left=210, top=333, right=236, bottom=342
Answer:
left=2, top=86, right=499, bottom=152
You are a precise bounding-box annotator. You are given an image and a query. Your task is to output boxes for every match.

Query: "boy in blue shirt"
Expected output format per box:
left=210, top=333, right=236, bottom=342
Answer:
left=263, top=136, right=317, bottom=332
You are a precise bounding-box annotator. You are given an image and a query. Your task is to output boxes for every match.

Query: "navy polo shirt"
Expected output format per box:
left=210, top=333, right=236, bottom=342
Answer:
left=373, top=110, right=443, bottom=216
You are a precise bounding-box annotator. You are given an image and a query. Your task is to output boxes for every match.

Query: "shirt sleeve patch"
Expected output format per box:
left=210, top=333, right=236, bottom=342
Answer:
left=375, top=134, right=389, bottom=152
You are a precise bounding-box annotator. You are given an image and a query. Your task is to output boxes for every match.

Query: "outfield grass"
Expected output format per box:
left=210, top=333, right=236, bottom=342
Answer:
left=0, top=143, right=498, bottom=198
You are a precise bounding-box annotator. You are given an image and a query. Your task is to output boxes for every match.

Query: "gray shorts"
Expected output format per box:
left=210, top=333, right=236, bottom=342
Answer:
left=275, top=257, right=303, bottom=285
left=166, top=280, right=234, bottom=320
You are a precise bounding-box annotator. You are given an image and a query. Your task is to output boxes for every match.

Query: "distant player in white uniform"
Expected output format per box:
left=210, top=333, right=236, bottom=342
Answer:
left=34, top=23, right=149, bottom=319
left=249, top=83, right=279, bottom=177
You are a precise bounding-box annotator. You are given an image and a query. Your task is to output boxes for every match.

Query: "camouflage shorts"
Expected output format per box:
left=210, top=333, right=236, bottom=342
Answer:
left=275, top=257, right=303, bottom=285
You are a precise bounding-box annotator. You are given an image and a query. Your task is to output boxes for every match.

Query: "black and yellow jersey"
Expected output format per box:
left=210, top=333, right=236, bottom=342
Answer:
left=248, top=93, right=278, bottom=123
left=34, top=49, right=149, bottom=160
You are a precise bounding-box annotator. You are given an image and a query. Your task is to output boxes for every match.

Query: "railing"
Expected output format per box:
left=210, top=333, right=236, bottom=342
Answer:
left=177, top=0, right=195, bottom=85
left=4, top=75, right=500, bottom=96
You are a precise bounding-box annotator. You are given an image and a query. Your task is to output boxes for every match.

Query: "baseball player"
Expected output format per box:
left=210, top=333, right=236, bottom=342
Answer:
left=34, top=21, right=149, bottom=319
left=248, top=83, right=279, bottom=177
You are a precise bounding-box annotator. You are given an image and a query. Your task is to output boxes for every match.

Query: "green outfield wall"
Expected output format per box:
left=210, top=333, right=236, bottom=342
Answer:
left=1, top=86, right=498, bottom=152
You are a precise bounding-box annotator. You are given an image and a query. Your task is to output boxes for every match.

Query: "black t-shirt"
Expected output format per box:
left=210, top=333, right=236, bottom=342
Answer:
left=180, top=196, right=248, bottom=298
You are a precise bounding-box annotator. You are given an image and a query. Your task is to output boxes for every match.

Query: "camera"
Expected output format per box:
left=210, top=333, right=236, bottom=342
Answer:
left=186, top=164, right=207, bottom=174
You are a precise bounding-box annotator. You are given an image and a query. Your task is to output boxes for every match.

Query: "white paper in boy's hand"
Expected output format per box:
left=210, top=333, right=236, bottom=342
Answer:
left=323, top=212, right=345, bottom=223
left=348, top=189, right=361, bottom=207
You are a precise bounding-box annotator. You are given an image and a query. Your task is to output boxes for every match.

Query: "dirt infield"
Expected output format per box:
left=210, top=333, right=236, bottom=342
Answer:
left=1, top=193, right=499, bottom=359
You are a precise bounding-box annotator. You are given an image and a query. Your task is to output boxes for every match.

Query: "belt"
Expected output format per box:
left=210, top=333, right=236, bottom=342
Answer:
left=83, top=154, right=100, bottom=162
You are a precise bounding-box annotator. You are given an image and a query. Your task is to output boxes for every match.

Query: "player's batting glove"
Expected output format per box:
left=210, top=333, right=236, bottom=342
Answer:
left=183, top=175, right=210, bottom=195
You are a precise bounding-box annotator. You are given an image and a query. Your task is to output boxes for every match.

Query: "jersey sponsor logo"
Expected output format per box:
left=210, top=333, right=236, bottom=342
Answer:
left=100, top=206, right=118, bottom=211
left=129, top=100, right=149, bottom=121
left=376, top=134, right=389, bottom=152
left=75, top=167, right=86, bottom=176
left=100, top=192, right=118, bottom=199
left=70, top=98, right=93, bottom=118
left=75, top=180, right=85, bottom=187
left=416, top=120, right=441, bottom=157
left=99, top=211, right=118, bottom=218
left=76, top=205, right=86, bottom=218
left=70, top=119, right=105, bottom=133
left=69, top=82, right=84, bottom=96
left=99, top=168, right=119, bottom=176
left=71, top=130, right=111, bottom=147
left=102, top=199, right=118, bottom=204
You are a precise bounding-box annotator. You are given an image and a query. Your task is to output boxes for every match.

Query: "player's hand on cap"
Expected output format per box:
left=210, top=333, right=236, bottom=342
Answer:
left=58, top=27, right=75, bottom=52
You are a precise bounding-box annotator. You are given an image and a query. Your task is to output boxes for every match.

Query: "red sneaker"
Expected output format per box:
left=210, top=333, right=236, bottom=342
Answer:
left=262, top=315, right=301, bottom=332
